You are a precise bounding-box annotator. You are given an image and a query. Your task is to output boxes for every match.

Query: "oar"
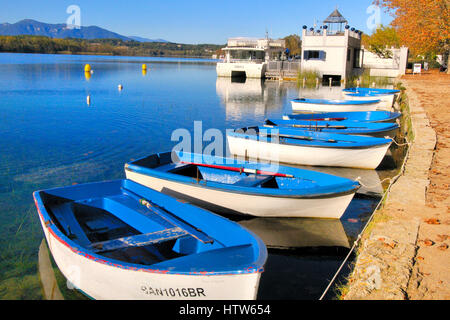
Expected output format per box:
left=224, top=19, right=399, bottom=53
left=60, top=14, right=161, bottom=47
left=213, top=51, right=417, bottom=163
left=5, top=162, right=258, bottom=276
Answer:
left=300, top=117, right=348, bottom=121
left=258, top=131, right=339, bottom=143
left=180, top=162, right=294, bottom=178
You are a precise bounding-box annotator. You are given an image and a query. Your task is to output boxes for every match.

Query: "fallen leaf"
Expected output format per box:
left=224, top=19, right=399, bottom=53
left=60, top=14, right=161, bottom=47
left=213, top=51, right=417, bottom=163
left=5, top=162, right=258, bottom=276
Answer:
left=383, top=242, right=396, bottom=249
left=438, top=243, right=448, bottom=251
left=417, top=256, right=425, bottom=261
left=378, top=237, right=385, bottom=242
left=421, top=239, right=434, bottom=246
left=424, top=218, right=441, bottom=225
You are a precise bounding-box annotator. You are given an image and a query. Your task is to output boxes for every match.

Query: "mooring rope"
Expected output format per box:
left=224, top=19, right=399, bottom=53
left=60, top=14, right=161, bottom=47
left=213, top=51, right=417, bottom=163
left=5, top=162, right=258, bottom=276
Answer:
left=384, top=136, right=412, bottom=147
left=318, top=136, right=412, bottom=300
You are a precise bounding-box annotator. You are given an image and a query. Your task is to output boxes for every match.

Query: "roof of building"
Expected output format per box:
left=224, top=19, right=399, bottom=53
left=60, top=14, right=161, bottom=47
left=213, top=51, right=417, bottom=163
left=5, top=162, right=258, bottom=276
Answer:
left=323, top=8, right=348, bottom=24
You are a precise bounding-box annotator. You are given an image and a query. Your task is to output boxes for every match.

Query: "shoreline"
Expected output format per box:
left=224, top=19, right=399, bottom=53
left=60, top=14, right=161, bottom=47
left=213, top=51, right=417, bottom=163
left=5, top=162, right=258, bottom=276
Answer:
left=342, top=70, right=449, bottom=300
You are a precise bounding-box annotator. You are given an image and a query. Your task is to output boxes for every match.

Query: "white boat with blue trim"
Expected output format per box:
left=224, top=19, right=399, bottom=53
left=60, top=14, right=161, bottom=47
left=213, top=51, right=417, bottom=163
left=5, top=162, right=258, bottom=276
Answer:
left=226, top=126, right=392, bottom=169
left=33, top=179, right=267, bottom=300
left=283, top=110, right=402, bottom=123
left=291, top=98, right=381, bottom=112
left=342, top=88, right=400, bottom=110
left=124, top=151, right=360, bottom=219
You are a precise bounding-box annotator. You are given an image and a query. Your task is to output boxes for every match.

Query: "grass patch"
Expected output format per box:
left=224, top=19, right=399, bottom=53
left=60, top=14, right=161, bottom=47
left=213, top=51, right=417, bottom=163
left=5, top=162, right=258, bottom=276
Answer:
left=346, top=69, right=393, bottom=88
left=296, top=69, right=321, bottom=88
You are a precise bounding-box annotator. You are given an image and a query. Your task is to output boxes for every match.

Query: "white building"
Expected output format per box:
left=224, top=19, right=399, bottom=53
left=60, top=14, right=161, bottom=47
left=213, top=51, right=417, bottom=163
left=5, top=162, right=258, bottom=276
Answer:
left=300, top=9, right=364, bottom=82
left=216, top=37, right=286, bottom=78
left=363, top=46, right=409, bottom=77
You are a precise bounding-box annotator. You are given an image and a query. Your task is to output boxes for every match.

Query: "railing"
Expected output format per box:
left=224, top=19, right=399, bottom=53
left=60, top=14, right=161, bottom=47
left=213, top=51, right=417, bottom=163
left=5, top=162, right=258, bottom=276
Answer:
left=266, top=61, right=301, bottom=72
left=227, top=58, right=264, bottom=64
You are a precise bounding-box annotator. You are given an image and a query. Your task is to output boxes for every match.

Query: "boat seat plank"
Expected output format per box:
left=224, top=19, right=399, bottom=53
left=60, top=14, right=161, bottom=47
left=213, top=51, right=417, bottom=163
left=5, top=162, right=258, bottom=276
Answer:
left=232, top=174, right=273, bottom=187
left=122, top=188, right=214, bottom=244
left=50, top=203, right=92, bottom=247
left=89, top=227, right=188, bottom=253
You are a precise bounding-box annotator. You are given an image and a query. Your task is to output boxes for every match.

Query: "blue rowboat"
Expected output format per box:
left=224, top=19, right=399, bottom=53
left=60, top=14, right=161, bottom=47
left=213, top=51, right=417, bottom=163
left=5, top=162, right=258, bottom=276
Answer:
left=291, top=98, right=381, bottom=112
left=264, top=119, right=399, bottom=137
left=343, top=87, right=400, bottom=95
left=33, top=179, right=267, bottom=300
left=125, top=151, right=360, bottom=219
left=283, top=111, right=401, bottom=123
left=227, top=126, right=392, bottom=169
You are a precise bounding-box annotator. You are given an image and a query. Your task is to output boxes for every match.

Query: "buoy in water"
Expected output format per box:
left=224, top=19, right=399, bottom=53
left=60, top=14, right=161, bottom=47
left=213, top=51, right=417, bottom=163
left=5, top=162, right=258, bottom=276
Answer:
left=142, top=64, right=147, bottom=70
left=84, top=64, right=91, bottom=72
left=87, top=95, right=91, bottom=105
left=118, top=84, right=123, bottom=91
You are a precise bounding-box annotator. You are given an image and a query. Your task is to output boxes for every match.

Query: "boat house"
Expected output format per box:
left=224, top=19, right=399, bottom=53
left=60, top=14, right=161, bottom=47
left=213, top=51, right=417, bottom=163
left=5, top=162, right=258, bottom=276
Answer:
left=216, top=37, right=286, bottom=78
left=300, top=9, right=364, bottom=83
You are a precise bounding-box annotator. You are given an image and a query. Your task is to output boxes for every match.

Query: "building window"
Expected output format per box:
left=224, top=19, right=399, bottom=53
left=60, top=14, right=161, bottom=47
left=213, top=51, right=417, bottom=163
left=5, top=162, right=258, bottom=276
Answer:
left=304, top=50, right=326, bottom=61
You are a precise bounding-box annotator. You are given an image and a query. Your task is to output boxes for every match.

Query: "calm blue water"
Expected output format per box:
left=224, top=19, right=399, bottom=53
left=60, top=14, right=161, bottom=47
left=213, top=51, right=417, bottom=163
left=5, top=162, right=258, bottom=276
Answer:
left=0, top=53, right=391, bottom=300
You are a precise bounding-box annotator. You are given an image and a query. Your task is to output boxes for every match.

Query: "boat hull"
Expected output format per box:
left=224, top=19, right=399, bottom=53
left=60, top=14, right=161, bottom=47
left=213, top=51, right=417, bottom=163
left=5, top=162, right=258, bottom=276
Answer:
left=36, top=203, right=262, bottom=300
left=125, top=170, right=355, bottom=219
left=342, top=92, right=395, bottom=110
left=291, top=100, right=380, bottom=112
left=227, top=135, right=391, bottom=170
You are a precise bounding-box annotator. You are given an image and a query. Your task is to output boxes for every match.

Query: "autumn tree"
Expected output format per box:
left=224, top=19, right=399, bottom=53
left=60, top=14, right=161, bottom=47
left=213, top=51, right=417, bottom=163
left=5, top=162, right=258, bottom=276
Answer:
left=374, top=0, right=449, bottom=70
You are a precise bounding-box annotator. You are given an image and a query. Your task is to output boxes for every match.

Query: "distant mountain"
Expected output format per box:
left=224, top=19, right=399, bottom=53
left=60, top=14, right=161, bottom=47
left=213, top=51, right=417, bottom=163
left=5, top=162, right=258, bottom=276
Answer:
left=0, top=19, right=167, bottom=42
left=128, top=35, right=168, bottom=43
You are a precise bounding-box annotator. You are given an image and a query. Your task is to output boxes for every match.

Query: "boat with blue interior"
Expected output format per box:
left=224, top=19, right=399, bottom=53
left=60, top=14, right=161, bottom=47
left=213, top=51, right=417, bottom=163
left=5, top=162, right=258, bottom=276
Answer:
left=291, top=98, right=381, bottom=112
left=124, top=151, right=360, bottom=219
left=33, top=179, right=267, bottom=300
left=264, top=118, right=399, bottom=137
left=283, top=111, right=402, bottom=123
left=226, top=126, right=392, bottom=169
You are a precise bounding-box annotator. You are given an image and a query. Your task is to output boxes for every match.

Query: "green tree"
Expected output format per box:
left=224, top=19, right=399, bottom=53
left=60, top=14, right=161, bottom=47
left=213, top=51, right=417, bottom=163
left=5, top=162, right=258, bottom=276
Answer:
left=362, top=25, right=400, bottom=58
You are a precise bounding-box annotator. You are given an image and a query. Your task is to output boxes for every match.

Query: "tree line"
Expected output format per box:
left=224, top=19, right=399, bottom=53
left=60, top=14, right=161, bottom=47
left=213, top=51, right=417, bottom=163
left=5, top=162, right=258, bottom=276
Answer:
left=0, top=35, right=224, bottom=58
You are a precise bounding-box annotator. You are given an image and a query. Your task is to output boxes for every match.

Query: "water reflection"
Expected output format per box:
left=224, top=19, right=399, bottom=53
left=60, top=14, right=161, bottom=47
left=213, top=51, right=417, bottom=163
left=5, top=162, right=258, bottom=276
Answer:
left=293, top=165, right=384, bottom=196
left=238, top=217, right=350, bottom=249
left=216, top=77, right=296, bottom=121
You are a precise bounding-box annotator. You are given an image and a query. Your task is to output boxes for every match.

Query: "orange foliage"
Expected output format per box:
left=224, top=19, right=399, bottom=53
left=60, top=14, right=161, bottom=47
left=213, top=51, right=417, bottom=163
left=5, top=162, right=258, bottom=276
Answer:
left=374, top=0, right=449, bottom=55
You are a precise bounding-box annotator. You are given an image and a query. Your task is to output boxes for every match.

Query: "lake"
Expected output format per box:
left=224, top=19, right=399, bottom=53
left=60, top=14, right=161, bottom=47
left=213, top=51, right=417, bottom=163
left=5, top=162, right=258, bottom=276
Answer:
left=0, top=53, right=404, bottom=299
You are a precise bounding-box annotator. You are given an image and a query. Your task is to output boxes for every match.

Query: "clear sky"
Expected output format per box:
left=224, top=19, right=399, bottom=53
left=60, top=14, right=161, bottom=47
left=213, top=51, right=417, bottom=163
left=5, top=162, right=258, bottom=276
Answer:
left=0, top=0, right=393, bottom=44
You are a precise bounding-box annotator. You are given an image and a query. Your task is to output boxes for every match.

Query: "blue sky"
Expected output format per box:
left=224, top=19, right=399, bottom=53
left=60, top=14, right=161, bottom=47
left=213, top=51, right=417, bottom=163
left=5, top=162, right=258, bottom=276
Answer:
left=0, top=0, right=393, bottom=44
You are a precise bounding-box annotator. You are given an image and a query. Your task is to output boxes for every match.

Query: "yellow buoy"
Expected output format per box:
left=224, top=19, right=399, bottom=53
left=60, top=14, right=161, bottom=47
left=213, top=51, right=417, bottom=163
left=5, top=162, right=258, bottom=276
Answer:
left=142, top=64, right=147, bottom=70
left=84, top=71, right=91, bottom=81
left=84, top=64, right=91, bottom=72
